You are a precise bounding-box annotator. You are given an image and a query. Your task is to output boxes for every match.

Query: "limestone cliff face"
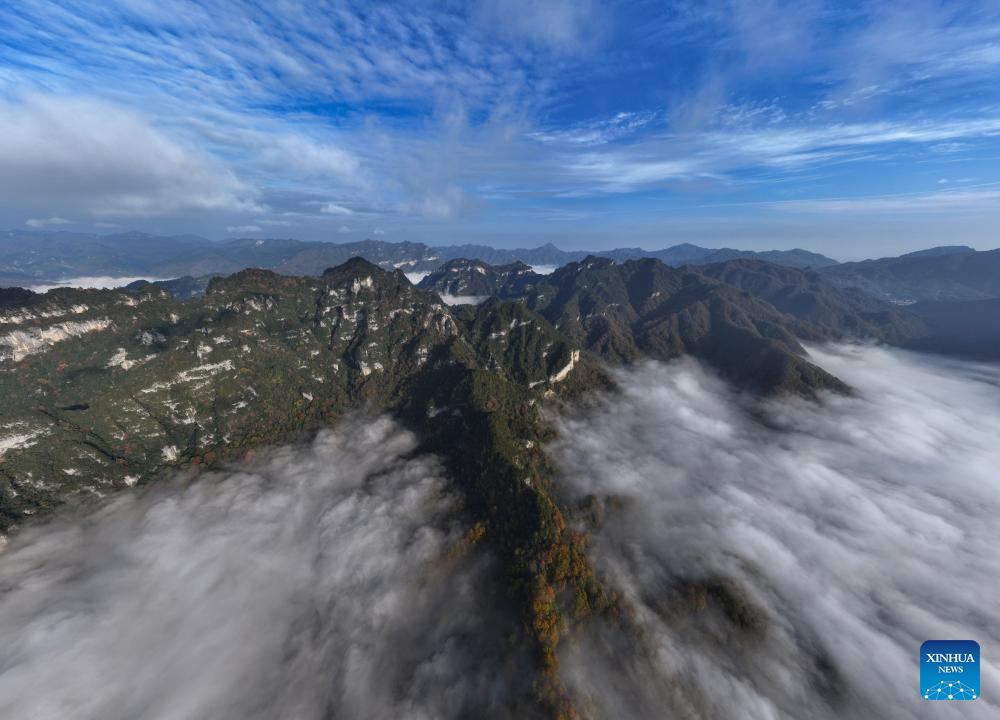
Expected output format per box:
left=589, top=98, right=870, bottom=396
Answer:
left=0, top=259, right=579, bottom=530
left=417, top=258, right=541, bottom=297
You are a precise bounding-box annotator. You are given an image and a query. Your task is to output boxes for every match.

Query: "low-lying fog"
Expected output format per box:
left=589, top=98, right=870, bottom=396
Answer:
left=27, top=276, right=169, bottom=293
left=1, top=345, right=997, bottom=719
left=0, top=417, right=513, bottom=720
left=553, top=344, right=1000, bottom=719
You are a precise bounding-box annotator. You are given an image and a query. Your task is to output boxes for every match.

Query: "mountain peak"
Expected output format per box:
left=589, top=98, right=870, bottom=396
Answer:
left=900, top=245, right=976, bottom=258
left=321, top=256, right=386, bottom=278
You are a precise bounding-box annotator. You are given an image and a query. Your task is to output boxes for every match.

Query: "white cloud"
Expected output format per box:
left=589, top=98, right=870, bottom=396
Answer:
left=473, top=0, right=602, bottom=52
left=0, top=417, right=505, bottom=719
left=225, top=224, right=262, bottom=234
left=406, top=186, right=471, bottom=218
left=775, top=186, right=1000, bottom=214
left=570, top=153, right=710, bottom=191
left=2, top=0, right=999, bottom=243
left=560, top=116, right=1000, bottom=192
left=25, top=216, right=70, bottom=228
left=319, top=202, right=353, bottom=215
left=828, top=1, right=1000, bottom=101
left=0, top=94, right=260, bottom=217
left=713, top=117, right=1000, bottom=161
left=28, top=276, right=170, bottom=293
left=373, top=228, right=385, bottom=235
left=337, top=225, right=351, bottom=234
left=257, top=135, right=359, bottom=179
left=528, top=110, right=661, bottom=147
left=553, top=346, right=1000, bottom=718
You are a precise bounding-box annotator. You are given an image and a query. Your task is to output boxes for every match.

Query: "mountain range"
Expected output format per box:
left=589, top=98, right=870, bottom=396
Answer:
left=820, top=244, right=1000, bottom=302
left=1, top=253, right=982, bottom=549
left=0, top=230, right=838, bottom=288
left=7, top=231, right=1000, bottom=311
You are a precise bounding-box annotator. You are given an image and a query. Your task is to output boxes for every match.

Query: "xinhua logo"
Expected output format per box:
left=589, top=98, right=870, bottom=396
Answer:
left=921, top=640, right=980, bottom=700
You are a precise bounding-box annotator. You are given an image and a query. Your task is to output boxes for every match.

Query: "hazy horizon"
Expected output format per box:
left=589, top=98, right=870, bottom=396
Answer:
left=7, top=225, right=997, bottom=266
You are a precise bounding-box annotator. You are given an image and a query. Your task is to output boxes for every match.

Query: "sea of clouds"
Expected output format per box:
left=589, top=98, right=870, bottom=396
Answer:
left=27, top=276, right=169, bottom=293
left=552, top=344, right=1000, bottom=719
left=2, top=344, right=998, bottom=719
left=0, top=416, right=519, bottom=720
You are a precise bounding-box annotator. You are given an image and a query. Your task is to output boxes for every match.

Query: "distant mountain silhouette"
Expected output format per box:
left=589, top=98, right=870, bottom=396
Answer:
left=0, top=230, right=838, bottom=287
left=820, top=247, right=1000, bottom=302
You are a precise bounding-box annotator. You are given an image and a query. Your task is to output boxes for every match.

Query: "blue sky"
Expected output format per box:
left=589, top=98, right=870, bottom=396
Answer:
left=1, top=0, right=999, bottom=258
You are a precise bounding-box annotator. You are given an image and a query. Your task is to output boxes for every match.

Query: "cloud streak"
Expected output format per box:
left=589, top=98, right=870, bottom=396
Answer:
left=24, top=216, right=70, bottom=228
left=773, top=186, right=1000, bottom=214
left=552, top=345, right=1000, bottom=718
left=561, top=117, right=1000, bottom=192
